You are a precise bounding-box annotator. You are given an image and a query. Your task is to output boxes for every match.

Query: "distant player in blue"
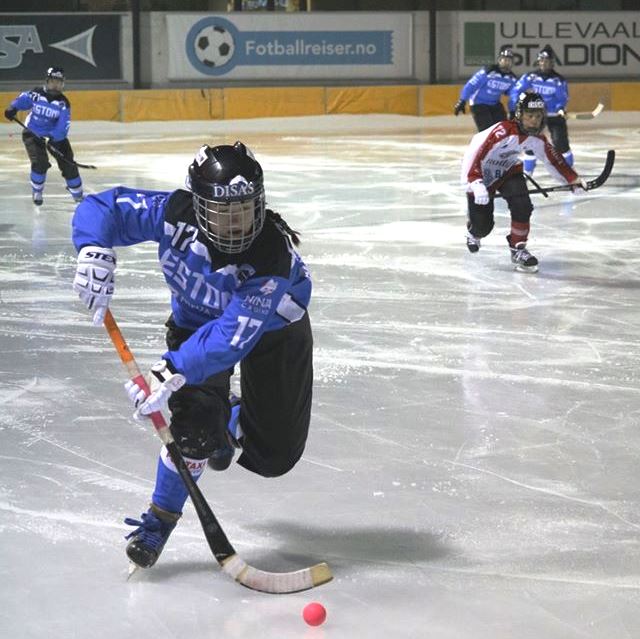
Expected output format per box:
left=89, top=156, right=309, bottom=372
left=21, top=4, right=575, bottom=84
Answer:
left=454, top=47, right=517, bottom=131
left=71, top=142, right=314, bottom=569
left=4, top=67, right=83, bottom=206
left=509, top=46, right=572, bottom=175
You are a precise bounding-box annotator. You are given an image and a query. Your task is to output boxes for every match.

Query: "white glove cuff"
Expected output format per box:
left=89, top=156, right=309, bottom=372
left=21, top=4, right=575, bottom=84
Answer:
left=77, top=245, right=117, bottom=269
left=150, top=360, right=186, bottom=392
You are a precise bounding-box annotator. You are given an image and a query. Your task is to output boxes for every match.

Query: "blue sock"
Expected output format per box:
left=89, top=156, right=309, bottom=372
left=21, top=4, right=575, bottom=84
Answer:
left=228, top=401, right=242, bottom=441
left=65, top=176, right=83, bottom=200
left=151, top=446, right=206, bottom=514
left=523, top=155, right=537, bottom=174
left=65, top=176, right=82, bottom=188
left=562, top=150, right=574, bottom=167
left=30, top=170, right=46, bottom=192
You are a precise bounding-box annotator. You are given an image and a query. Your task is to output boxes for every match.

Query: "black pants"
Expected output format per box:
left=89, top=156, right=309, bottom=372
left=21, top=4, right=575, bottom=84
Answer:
left=471, top=103, right=507, bottom=132
left=165, top=313, right=313, bottom=478
left=467, top=173, right=533, bottom=238
left=22, top=130, right=80, bottom=180
left=546, top=115, right=570, bottom=154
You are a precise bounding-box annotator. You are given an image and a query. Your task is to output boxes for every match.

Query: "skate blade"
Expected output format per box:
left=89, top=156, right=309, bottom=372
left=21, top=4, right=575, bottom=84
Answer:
left=514, top=263, right=539, bottom=273
left=127, top=561, right=141, bottom=580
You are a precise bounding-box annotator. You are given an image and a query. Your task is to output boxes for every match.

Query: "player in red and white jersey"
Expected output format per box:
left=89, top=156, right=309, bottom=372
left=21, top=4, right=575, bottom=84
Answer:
left=461, top=92, right=585, bottom=272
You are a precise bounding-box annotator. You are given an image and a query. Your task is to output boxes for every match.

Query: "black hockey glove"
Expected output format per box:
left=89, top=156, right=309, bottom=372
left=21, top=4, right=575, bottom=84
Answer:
left=4, top=107, right=17, bottom=121
left=453, top=99, right=466, bottom=116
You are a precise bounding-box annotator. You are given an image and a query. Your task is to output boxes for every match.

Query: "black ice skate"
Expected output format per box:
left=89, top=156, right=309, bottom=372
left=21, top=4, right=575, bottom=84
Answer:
left=124, top=504, right=181, bottom=568
left=466, top=230, right=481, bottom=253
left=32, top=189, right=43, bottom=206
left=509, top=241, right=539, bottom=273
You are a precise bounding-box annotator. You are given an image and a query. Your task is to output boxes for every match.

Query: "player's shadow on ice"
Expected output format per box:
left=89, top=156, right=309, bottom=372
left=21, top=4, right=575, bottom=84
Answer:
left=242, top=521, right=453, bottom=571
left=134, top=523, right=452, bottom=582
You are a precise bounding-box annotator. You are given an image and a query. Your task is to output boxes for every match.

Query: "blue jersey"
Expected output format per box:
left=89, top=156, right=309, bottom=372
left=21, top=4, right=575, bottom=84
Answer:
left=459, top=65, right=517, bottom=106
left=509, top=70, right=568, bottom=115
left=10, top=86, right=71, bottom=142
left=72, top=187, right=312, bottom=385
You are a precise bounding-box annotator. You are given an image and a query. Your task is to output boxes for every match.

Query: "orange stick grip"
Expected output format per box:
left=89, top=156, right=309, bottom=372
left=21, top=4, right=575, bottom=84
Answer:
left=103, top=309, right=169, bottom=433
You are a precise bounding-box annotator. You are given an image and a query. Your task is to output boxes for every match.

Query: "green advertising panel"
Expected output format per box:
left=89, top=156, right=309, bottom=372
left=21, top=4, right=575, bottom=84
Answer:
left=464, top=22, right=495, bottom=66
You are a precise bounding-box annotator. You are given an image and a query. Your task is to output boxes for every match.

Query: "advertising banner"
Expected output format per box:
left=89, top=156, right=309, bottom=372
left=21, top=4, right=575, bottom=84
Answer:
left=459, top=12, right=640, bottom=79
left=167, top=13, right=412, bottom=80
left=0, top=14, right=122, bottom=81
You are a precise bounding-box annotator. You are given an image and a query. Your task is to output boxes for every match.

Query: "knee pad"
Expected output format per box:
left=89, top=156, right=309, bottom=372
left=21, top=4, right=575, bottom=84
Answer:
left=472, top=216, right=495, bottom=238
left=61, top=165, right=80, bottom=181
left=501, top=175, right=534, bottom=223
left=168, top=387, right=230, bottom=459
left=508, top=196, right=534, bottom=223
left=171, top=418, right=228, bottom=459
left=467, top=198, right=495, bottom=238
left=32, top=159, right=51, bottom=174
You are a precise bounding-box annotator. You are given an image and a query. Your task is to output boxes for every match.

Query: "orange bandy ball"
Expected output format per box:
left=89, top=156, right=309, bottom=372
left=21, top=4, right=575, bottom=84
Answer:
left=302, top=602, right=327, bottom=626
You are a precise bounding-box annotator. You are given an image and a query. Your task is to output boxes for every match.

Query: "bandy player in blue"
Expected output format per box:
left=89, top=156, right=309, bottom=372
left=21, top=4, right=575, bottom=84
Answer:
left=71, top=141, right=315, bottom=569
left=5, top=67, right=84, bottom=205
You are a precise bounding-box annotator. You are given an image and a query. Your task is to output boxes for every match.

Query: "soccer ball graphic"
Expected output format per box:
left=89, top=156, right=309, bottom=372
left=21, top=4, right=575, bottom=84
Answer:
left=194, top=25, right=235, bottom=68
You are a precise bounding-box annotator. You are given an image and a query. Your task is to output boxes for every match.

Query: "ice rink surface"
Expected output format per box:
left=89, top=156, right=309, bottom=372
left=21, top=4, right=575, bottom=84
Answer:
left=1, top=112, right=640, bottom=639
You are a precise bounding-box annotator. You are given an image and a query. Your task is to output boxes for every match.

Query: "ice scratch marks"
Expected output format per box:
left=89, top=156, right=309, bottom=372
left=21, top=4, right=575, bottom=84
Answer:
left=0, top=452, right=151, bottom=495
left=433, top=563, right=640, bottom=590
left=301, top=457, right=345, bottom=472
left=447, top=460, right=640, bottom=530
left=0, top=376, right=37, bottom=405
left=515, top=283, right=538, bottom=301
left=0, top=500, right=125, bottom=529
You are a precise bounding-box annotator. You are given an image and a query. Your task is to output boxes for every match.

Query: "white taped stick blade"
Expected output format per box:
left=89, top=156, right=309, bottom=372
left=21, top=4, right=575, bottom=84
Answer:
left=568, top=103, right=604, bottom=120
left=222, top=554, right=333, bottom=594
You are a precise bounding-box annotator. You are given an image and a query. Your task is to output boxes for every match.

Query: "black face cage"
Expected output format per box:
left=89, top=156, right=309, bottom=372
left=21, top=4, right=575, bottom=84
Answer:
left=192, top=189, right=266, bottom=254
